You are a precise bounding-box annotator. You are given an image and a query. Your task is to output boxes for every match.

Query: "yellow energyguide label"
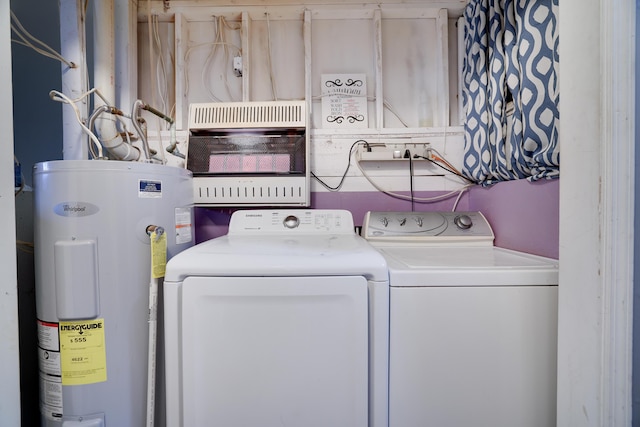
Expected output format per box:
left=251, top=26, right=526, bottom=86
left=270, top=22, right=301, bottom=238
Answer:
left=59, top=318, right=107, bottom=385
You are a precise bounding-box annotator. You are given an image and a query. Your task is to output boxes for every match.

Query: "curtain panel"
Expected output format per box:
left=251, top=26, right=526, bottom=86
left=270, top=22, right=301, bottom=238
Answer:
left=462, top=0, right=559, bottom=186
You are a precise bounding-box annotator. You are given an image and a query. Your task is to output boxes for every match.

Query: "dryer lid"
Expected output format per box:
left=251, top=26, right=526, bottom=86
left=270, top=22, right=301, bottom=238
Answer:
left=165, top=209, right=389, bottom=282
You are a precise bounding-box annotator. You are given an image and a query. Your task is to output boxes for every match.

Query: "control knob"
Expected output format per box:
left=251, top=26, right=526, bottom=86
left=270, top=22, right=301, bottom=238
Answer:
left=454, top=214, right=473, bottom=230
left=283, top=215, right=300, bottom=229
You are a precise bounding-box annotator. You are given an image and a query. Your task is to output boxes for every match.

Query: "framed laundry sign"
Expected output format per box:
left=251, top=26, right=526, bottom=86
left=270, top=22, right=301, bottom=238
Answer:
left=321, top=74, right=368, bottom=129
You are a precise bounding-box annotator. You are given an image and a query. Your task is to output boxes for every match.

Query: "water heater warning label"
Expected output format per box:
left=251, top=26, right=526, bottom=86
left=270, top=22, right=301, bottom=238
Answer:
left=37, top=320, right=62, bottom=421
left=39, top=373, right=62, bottom=421
left=38, top=320, right=61, bottom=376
left=59, top=319, right=107, bottom=385
left=139, top=179, right=162, bottom=198
left=175, top=207, right=193, bottom=244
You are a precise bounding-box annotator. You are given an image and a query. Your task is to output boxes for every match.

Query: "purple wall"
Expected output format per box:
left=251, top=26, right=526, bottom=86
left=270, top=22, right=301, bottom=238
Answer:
left=194, top=190, right=471, bottom=242
left=469, top=178, right=560, bottom=259
left=194, top=179, right=559, bottom=259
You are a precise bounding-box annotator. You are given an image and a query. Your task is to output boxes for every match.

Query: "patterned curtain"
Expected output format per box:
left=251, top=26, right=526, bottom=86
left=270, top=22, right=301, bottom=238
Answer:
left=462, top=0, right=559, bottom=186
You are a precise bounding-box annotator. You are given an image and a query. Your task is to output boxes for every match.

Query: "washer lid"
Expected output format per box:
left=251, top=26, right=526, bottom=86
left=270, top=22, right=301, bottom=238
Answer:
left=379, top=246, right=558, bottom=287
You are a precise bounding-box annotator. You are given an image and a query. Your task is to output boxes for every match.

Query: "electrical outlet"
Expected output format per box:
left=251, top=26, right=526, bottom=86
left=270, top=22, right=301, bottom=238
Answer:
left=357, top=141, right=432, bottom=162
left=233, top=56, right=242, bottom=77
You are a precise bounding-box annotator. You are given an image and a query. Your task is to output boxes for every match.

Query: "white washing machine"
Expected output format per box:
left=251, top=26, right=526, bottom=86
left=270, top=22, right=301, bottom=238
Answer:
left=362, top=211, right=558, bottom=427
left=163, top=209, right=389, bottom=427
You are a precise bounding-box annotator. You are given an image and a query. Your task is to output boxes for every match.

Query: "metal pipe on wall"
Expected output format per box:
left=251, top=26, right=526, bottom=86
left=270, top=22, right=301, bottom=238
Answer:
left=92, top=0, right=140, bottom=161
left=59, top=0, right=89, bottom=160
left=114, top=0, right=138, bottom=115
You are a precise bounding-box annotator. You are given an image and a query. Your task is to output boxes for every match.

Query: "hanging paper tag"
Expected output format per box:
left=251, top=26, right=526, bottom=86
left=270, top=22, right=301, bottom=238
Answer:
left=151, top=230, right=167, bottom=279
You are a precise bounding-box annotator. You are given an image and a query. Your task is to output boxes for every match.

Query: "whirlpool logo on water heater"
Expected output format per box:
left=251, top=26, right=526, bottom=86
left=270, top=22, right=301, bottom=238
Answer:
left=54, top=202, right=100, bottom=217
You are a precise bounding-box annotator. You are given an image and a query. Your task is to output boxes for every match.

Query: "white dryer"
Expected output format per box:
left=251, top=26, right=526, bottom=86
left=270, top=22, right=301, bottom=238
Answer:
left=362, top=211, right=558, bottom=427
left=164, top=209, right=389, bottom=427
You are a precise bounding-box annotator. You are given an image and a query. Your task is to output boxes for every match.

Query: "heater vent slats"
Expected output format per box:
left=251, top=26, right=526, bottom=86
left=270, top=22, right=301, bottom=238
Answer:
left=193, top=177, right=308, bottom=207
left=189, top=101, right=306, bottom=130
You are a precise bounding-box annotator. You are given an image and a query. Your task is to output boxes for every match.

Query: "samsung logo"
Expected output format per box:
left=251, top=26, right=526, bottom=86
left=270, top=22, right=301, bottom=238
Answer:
left=54, top=202, right=99, bottom=217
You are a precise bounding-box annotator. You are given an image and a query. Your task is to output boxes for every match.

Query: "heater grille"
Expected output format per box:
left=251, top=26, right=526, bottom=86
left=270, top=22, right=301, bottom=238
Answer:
left=193, top=176, right=308, bottom=207
left=189, top=101, right=306, bottom=130
left=187, top=133, right=306, bottom=176
left=187, top=100, right=310, bottom=207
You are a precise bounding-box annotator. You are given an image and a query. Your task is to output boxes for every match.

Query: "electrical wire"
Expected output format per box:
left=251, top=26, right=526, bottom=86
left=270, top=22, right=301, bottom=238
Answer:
left=146, top=0, right=165, bottom=162
left=151, top=14, right=170, bottom=163
left=451, top=187, right=467, bottom=212
left=355, top=147, right=474, bottom=203
left=117, top=116, right=134, bottom=149
left=185, top=42, right=242, bottom=89
left=311, top=140, right=369, bottom=191
left=413, top=154, right=475, bottom=184
left=50, top=89, right=105, bottom=159
left=10, top=10, right=76, bottom=68
left=78, top=2, right=90, bottom=113
left=202, top=16, right=222, bottom=101
left=312, top=139, right=475, bottom=205
left=266, top=12, right=279, bottom=101
left=383, top=99, right=409, bottom=127
left=184, top=41, right=241, bottom=100
left=87, top=104, right=111, bottom=158
left=312, top=139, right=474, bottom=209
left=51, top=87, right=147, bottom=161
left=431, top=147, right=460, bottom=174
left=147, top=0, right=156, bottom=108
left=205, top=17, right=222, bottom=102
left=407, top=149, right=415, bottom=211
left=200, top=31, right=222, bottom=102
left=152, top=15, right=169, bottom=117
left=197, top=16, right=242, bottom=102
left=219, top=16, right=241, bottom=101
left=357, top=164, right=474, bottom=203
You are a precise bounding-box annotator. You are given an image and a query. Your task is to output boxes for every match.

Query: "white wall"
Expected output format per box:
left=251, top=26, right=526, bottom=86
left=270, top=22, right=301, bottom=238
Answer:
left=136, top=3, right=467, bottom=194
left=558, top=0, right=635, bottom=425
left=634, top=2, right=640, bottom=421
left=0, top=0, right=22, bottom=424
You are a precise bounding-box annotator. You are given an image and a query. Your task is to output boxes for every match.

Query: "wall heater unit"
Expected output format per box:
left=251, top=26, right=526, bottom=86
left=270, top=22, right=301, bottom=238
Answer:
left=187, top=101, right=310, bottom=207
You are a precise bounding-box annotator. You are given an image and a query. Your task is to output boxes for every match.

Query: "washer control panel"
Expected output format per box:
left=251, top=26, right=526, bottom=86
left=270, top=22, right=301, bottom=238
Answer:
left=362, top=211, right=495, bottom=243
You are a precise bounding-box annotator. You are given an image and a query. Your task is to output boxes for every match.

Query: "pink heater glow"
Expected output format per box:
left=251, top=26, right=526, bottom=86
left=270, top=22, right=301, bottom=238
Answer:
left=209, top=154, right=290, bottom=173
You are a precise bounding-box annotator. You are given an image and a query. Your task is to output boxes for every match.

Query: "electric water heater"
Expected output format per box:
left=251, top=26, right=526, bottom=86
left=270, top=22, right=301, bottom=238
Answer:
left=34, top=160, right=194, bottom=427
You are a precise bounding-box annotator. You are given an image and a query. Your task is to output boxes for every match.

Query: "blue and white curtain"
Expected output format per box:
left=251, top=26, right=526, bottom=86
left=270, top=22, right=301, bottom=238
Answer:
left=462, top=0, right=559, bottom=186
